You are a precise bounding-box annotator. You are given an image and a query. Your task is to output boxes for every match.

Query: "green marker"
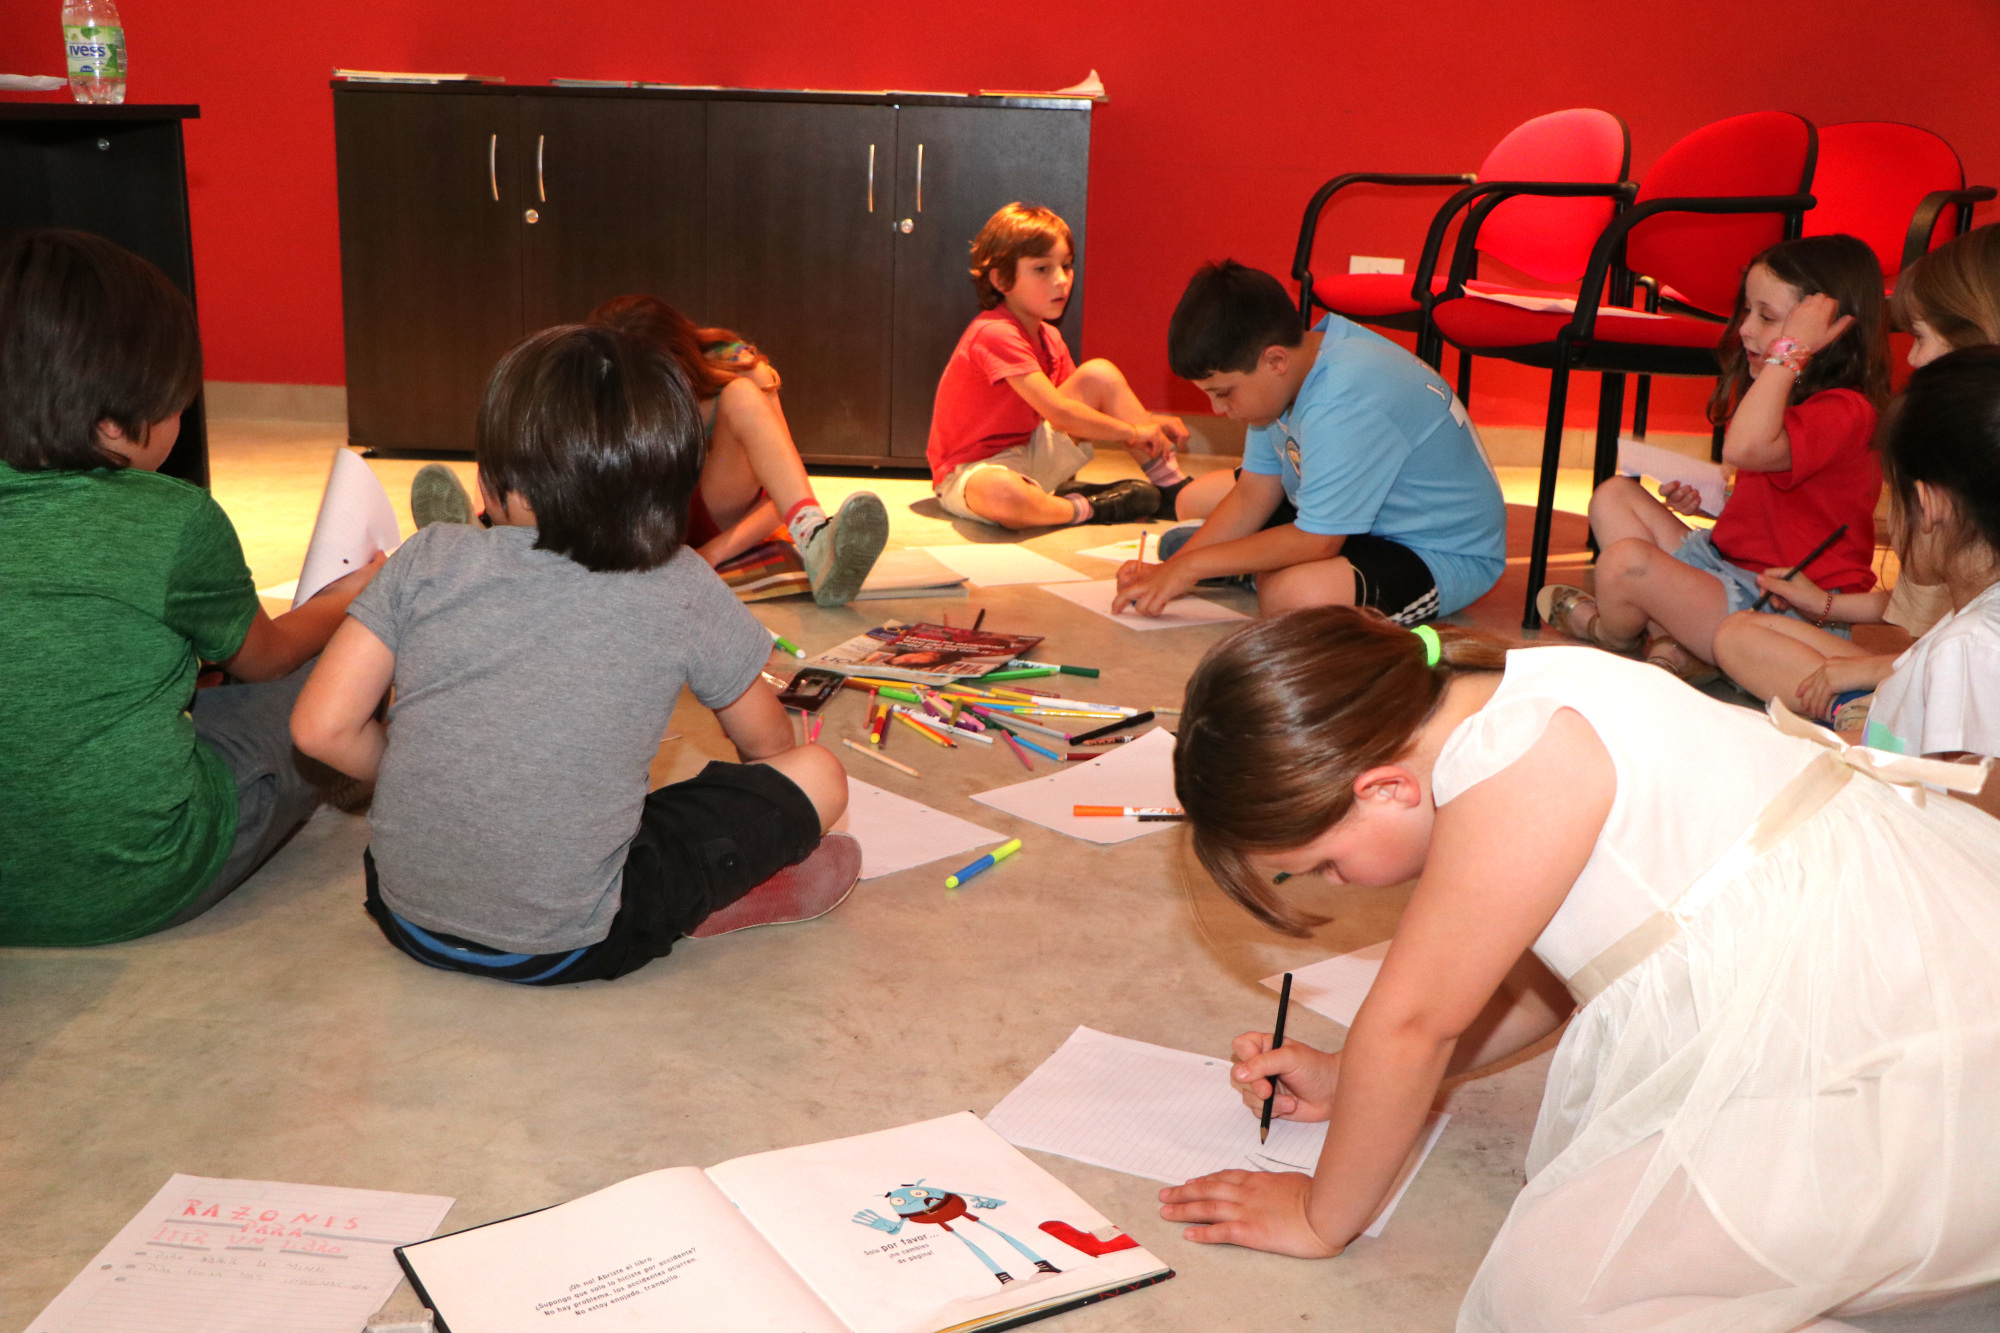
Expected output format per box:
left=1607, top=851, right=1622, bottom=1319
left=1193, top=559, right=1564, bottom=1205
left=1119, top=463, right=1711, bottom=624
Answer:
left=1008, top=658, right=1101, bottom=678
left=945, top=838, right=1023, bottom=889
left=768, top=627, right=805, bottom=658
left=983, top=666, right=1058, bottom=682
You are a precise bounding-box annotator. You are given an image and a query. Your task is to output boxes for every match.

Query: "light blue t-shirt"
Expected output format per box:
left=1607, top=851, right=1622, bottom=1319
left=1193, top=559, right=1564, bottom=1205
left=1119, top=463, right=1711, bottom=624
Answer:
left=1241, top=315, right=1506, bottom=616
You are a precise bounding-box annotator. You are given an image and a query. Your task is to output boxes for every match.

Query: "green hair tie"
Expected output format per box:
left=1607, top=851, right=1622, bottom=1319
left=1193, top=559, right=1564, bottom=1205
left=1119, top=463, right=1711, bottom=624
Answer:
left=1412, top=624, right=1442, bottom=667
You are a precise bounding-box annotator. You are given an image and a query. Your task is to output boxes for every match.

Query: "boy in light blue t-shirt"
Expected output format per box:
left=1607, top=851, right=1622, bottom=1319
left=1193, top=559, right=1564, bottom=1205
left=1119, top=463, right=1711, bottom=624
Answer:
left=1112, top=261, right=1505, bottom=623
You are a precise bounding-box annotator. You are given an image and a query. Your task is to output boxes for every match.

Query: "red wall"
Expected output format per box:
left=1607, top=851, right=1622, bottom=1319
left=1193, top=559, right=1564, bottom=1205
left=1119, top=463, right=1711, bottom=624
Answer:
left=4, top=0, right=1997, bottom=433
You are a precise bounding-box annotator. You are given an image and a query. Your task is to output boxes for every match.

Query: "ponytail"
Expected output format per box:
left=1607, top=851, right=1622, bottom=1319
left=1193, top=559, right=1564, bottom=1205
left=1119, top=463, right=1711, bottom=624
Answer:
left=1176, top=607, right=1509, bottom=934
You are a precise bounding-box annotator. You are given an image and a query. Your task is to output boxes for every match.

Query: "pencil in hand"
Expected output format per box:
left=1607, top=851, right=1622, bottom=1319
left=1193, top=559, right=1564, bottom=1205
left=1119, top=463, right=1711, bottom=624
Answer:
left=1259, top=972, right=1293, bottom=1145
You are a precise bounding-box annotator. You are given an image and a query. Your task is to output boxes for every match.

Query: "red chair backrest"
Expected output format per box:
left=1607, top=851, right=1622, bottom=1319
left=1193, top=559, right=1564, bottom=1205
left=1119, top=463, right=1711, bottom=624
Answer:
left=1626, top=111, right=1817, bottom=318
left=1806, top=121, right=1966, bottom=277
left=1477, top=108, right=1631, bottom=283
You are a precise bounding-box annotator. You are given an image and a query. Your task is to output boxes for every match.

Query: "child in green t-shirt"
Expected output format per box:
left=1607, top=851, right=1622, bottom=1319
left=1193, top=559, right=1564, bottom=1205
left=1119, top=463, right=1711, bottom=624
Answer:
left=0, top=230, right=379, bottom=946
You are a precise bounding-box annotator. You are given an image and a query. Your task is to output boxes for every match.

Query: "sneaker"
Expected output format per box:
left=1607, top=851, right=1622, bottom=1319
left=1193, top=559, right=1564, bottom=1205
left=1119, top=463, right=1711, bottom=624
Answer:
left=1643, top=634, right=1720, bottom=686
left=411, top=463, right=472, bottom=529
left=1077, top=478, right=1161, bottom=524
left=687, top=833, right=860, bottom=938
left=1830, top=691, right=1874, bottom=734
left=799, top=493, right=888, bottom=607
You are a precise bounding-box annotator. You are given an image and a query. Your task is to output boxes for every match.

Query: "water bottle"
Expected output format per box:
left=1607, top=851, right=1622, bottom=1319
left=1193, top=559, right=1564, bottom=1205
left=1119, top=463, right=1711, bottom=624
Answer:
left=63, top=0, right=127, bottom=105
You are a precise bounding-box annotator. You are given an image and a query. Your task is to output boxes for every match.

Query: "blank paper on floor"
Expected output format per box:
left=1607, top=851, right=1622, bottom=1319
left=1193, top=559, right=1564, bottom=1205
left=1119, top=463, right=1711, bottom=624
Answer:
left=835, top=779, right=1005, bottom=880
left=916, top=544, right=1091, bottom=587
left=28, top=1174, right=453, bottom=1333
left=1037, top=579, right=1248, bottom=631
left=985, top=1027, right=1446, bottom=1239
left=1265, top=941, right=1392, bottom=1027
left=971, top=727, right=1178, bottom=845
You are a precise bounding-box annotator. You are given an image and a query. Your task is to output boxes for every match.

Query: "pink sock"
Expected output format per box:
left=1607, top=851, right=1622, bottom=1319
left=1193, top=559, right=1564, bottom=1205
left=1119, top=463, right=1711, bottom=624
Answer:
left=1141, top=452, right=1187, bottom=488
left=1067, top=493, right=1093, bottom=525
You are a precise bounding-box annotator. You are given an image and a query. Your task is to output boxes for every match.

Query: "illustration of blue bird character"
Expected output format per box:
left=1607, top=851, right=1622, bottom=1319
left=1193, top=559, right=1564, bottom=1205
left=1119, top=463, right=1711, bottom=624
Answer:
left=851, top=1182, right=1063, bottom=1285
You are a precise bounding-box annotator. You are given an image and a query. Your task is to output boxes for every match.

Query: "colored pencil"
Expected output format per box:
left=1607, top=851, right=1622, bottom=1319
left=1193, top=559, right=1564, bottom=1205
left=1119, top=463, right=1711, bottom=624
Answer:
left=841, top=736, right=919, bottom=777
left=894, top=710, right=955, bottom=747
left=1260, top=973, right=1293, bottom=1144
left=967, top=706, right=1068, bottom=741
left=973, top=608, right=987, bottom=631
left=895, top=706, right=992, bottom=744
left=1000, top=729, right=1036, bottom=771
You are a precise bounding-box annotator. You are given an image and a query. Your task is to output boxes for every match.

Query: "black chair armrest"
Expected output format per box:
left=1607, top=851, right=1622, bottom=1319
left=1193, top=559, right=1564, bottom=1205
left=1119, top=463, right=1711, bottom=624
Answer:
left=1425, top=180, right=1638, bottom=302
left=1292, top=171, right=1476, bottom=316
left=1899, top=186, right=1997, bottom=274
left=1566, top=193, right=1817, bottom=343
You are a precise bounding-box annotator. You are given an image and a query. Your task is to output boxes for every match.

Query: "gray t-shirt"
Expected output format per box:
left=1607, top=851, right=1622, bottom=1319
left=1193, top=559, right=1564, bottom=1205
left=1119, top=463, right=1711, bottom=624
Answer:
left=348, top=523, right=769, bottom=952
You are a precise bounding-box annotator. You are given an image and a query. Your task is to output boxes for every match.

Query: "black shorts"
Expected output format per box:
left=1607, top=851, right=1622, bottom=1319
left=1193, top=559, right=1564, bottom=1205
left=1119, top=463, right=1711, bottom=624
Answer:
left=1228, top=468, right=1440, bottom=624
left=363, top=760, right=821, bottom=985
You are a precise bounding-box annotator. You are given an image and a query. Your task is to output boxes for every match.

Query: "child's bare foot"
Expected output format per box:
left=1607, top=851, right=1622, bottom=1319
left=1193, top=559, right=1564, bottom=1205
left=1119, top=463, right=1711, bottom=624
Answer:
left=689, top=833, right=860, bottom=937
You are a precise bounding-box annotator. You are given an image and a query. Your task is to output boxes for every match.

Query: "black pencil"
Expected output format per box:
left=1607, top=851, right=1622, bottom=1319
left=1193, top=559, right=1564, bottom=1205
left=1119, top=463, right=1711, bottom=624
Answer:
left=1071, top=710, right=1153, bottom=745
left=973, top=607, right=987, bottom=631
left=1748, top=523, right=1848, bottom=612
left=1260, top=972, right=1293, bottom=1145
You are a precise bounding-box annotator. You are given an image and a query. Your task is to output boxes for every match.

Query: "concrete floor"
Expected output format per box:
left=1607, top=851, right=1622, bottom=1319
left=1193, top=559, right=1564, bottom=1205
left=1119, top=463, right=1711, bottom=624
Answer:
left=2, top=426, right=1627, bottom=1329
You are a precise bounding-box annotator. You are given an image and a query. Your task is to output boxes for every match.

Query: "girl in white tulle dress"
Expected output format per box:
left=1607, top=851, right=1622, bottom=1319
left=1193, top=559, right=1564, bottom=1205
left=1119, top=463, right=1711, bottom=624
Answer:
left=1157, top=595, right=2000, bottom=1325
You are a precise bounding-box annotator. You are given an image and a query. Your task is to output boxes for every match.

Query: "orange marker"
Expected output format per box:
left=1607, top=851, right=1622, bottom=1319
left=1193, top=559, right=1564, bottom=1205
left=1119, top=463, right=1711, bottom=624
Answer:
left=1073, top=805, right=1184, bottom=817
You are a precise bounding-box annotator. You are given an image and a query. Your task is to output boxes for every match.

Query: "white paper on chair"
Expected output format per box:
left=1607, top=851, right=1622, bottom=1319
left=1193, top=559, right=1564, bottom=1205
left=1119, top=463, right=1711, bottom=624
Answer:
left=26, top=1174, right=454, bottom=1333
left=1264, top=941, right=1391, bottom=1028
left=293, top=449, right=401, bottom=608
left=1616, top=437, right=1728, bottom=517
left=1038, top=579, right=1249, bottom=630
left=1466, top=290, right=1668, bottom=320
left=917, top=544, right=1090, bottom=587
left=971, top=727, right=1178, bottom=844
left=985, top=1027, right=1446, bottom=1238
left=834, top=779, right=1006, bottom=879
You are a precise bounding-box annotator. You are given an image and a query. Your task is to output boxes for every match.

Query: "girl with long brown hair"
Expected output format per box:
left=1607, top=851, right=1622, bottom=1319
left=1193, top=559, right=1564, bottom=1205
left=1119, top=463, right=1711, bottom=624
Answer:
left=1163, top=607, right=2000, bottom=1329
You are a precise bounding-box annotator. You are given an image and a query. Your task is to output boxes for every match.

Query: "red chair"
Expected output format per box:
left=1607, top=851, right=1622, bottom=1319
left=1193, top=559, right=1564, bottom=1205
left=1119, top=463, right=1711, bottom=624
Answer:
left=1805, top=121, right=1994, bottom=285
left=1291, top=108, right=1630, bottom=398
left=1428, top=111, right=1818, bottom=627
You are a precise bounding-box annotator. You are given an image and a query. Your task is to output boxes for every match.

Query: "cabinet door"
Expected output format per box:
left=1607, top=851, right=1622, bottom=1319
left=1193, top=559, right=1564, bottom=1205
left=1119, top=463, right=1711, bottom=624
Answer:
left=519, top=98, right=706, bottom=330
left=705, top=101, right=896, bottom=461
left=334, top=90, right=522, bottom=453
left=887, top=106, right=1091, bottom=462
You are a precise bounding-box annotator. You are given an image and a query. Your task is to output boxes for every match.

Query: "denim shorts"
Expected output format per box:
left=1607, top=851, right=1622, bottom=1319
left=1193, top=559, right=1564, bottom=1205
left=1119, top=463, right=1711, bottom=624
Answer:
left=1672, top=528, right=1852, bottom=637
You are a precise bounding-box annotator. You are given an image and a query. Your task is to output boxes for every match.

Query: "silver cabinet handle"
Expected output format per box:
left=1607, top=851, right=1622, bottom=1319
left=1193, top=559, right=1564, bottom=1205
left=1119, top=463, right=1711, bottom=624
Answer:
left=488, top=133, right=498, bottom=201
left=536, top=134, right=546, bottom=202
left=916, top=143, right=924, bottom=212
left=867, top=143, right=875, bottom=212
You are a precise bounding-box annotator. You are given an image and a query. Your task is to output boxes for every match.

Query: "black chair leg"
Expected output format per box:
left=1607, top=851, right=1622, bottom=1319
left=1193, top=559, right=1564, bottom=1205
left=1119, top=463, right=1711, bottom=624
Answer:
left=1631, top=373, right=1651, bottom=440
left=1593, top=373, right=1625, bottom=490
left=1710, top=419, right=1726, bottom=462
left=1524, top=353, right=1574, bottom=630
left=1456, top=348, right=1472, bottom=406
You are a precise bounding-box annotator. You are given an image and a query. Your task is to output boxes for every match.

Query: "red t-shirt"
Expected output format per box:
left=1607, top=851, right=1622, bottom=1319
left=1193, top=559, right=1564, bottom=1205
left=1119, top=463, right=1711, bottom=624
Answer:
left=925, top=308, right=1076, bottom=482
left=1710, top=388, right=1881, bottom=593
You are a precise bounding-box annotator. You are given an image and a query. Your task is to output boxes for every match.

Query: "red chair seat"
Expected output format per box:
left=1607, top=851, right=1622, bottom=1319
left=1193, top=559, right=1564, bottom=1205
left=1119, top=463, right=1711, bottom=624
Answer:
left=1432, top=294, right=1725, bottom=352
left=1312, top=275, right=1524, bottom=320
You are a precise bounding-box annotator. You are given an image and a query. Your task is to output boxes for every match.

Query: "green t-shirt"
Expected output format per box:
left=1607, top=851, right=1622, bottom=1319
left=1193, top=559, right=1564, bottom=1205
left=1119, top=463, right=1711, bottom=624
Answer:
left=0, top=463, right=260, bottom=945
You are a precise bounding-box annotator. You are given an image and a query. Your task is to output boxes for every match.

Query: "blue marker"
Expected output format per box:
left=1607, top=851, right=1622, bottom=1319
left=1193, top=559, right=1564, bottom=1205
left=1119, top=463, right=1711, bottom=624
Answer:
left=945, top=838, right=1023, bottom=889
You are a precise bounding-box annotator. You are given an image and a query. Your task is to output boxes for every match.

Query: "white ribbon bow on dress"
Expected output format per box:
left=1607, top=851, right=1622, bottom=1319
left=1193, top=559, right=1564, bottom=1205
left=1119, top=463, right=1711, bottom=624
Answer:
left=1763, top=698, right=1991, bottom=806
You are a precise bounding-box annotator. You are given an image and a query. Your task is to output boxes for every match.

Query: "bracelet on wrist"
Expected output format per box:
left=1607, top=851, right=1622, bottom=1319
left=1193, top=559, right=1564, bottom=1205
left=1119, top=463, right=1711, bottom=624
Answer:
left=1763, top=336, right=1812, bottom=374
left=1815, top=589, right=1834, bottom=628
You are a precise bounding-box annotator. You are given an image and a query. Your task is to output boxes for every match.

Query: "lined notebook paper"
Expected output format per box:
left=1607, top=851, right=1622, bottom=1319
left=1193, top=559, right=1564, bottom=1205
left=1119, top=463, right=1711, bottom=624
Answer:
left=985, top=1027, right=1445, bottom=1238
left=29, top=1175, right=453, bottom=1333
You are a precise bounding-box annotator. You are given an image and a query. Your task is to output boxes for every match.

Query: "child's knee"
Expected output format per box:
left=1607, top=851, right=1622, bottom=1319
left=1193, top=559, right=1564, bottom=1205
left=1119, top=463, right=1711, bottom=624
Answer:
left=1588, top=474, right=1647, bottom=525
left=1255, top=559, right=1354, bottom=616
left=794, top=744, right=848, bottom=831
left=1595, top=537, right=1664, bottom=591
left=963, top=471, right=1049, bottom=529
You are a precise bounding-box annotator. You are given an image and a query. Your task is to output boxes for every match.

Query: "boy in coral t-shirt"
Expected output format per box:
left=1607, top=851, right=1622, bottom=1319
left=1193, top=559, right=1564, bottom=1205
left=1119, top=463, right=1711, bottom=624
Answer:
left=927, top=202, right=1189, bottom=529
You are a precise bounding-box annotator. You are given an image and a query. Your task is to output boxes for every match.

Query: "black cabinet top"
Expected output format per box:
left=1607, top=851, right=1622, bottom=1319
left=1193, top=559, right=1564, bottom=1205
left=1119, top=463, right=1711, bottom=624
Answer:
left=0, top=102, right=200, bottom=121
left=327, top=80, right=1090, bottom=112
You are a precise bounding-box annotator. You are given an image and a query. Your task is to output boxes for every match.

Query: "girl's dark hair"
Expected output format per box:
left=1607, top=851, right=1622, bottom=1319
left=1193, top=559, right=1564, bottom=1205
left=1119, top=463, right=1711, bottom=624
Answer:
left=1708, top=234, right=1890, bottom=424
left=588, top=293, right=763, bottom=401
left=475, top=323, right=702, bottom=573
left=1167, top=259, right=1306, bottom=380
left=1880, top=344, right=2000, bottom=567
left=1889, top=223, right=2000, bottom=349
left=0, top=228, right=202, bottom=471
left=1176, top=607, right=1511, bottom=935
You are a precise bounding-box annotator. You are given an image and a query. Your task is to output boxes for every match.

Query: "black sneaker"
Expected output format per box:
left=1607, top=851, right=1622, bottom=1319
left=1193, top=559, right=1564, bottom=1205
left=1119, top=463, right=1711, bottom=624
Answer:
left=1079, top=478, right=1160, bottom=523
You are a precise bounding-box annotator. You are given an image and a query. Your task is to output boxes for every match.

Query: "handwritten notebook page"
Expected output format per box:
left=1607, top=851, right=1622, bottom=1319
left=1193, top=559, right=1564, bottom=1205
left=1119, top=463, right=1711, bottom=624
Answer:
left=985, top=1027, right=1446, bottom=1238
left=28, top=1174, right=453, bottom=1333
left=835, top=779, right=1004, bottom=879
left=1265, top=941, right=1392, bottom=1027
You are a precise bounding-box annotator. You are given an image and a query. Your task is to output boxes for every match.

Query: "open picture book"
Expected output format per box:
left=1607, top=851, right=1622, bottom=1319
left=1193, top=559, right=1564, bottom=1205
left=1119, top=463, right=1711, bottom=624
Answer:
left=803, top=621, right=1043, bottom=684
left=395, top=1112, right=1171, bottom=1333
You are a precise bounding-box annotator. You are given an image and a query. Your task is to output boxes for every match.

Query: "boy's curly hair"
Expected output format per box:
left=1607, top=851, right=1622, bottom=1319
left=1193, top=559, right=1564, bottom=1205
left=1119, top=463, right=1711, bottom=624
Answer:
left=969, top=203, right=1073, bottom=310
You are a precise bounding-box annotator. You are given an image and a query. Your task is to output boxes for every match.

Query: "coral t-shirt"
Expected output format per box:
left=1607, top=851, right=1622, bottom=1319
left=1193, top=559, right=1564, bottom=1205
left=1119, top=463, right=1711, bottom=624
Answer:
left=926, top=308, right=1076, bottom=482
left=1710, top=388, right=1881, bottom=593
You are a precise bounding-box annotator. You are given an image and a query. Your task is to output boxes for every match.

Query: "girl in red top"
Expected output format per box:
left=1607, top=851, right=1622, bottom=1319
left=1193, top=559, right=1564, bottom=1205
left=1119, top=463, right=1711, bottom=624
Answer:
left=1540, top=235, right=1890, bottom=679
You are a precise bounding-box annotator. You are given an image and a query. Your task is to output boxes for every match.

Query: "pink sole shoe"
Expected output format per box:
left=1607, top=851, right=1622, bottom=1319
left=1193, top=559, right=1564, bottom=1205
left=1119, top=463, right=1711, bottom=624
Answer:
left=688, top=833, right=861, bottom=938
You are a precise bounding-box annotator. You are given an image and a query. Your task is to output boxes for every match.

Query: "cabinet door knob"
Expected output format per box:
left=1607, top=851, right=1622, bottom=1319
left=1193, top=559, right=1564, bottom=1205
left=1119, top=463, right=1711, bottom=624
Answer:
left=897, top=218, right=914, bottom=234
left=524, top=208, right=540, bottom=224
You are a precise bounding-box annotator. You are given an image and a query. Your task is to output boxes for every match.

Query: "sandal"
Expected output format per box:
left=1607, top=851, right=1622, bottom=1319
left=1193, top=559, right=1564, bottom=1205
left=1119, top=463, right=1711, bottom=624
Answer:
left=1535, top=584, right=1641, bottom=651
left=1643, top=635, right=1720, bottom=687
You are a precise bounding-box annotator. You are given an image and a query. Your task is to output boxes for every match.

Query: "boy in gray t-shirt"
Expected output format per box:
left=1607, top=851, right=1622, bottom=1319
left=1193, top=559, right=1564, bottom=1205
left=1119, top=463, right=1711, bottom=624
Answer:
left=292, top=324, right=853, bottom=983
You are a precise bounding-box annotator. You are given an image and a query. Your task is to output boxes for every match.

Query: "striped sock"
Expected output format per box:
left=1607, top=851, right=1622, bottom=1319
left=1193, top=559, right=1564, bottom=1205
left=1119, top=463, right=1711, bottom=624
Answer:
left=1141, top=452, right=1187, bottom=488
left=1067, top=493, right=1094, bottom=525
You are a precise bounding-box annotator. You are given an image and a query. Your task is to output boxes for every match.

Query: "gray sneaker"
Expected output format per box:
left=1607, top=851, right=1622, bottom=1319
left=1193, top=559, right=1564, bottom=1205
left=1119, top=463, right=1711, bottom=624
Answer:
left=799, top=492, right=889, bottom=606
left=411, top=463, right=472, bottom=529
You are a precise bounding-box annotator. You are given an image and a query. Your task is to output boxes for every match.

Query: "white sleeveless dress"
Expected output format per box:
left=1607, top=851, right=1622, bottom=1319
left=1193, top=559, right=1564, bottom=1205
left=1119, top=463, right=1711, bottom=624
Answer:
left=1431, top=648, right=2000, bottom=1331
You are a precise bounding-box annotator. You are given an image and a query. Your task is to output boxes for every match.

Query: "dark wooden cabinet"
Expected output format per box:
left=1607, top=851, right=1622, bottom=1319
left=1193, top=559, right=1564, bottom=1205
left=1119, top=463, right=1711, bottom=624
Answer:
left=332, top=84, right=1091, bottom=465
left=0, top=104, right=208, bottom=485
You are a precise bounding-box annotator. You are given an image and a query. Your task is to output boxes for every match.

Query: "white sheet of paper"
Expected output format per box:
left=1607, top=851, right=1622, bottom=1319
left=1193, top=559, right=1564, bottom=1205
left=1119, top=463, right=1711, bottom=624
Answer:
left=1038, top=578, right=1249, bottom=631
left=293, top=449, right=402, bottom=608
left=1616, top=437, right=1728, bottom=517
left=1466, top=290, right=1668, bottom=320
left=971, top=727, right=1177, bottom=844
left=257, top=579, right=300, bottom=601
left=856, top=547, right=969, bottom=597
left=834, top=779, right=1005, bottom=879
left=28, top=1174, right=454, bottom=1333
left=916, top=544, right=1090, bottom=587
left=1264, top=941, right=1391, bottom=1027
left=985, top=1028, right=1445, bottom=1238
left=1071, top=538, right=1144, bottom=563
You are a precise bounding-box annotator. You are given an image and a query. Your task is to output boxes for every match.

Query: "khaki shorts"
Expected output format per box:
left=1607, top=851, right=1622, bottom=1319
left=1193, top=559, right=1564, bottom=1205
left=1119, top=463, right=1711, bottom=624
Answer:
left=934, top=423, right=1093, bottom=523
